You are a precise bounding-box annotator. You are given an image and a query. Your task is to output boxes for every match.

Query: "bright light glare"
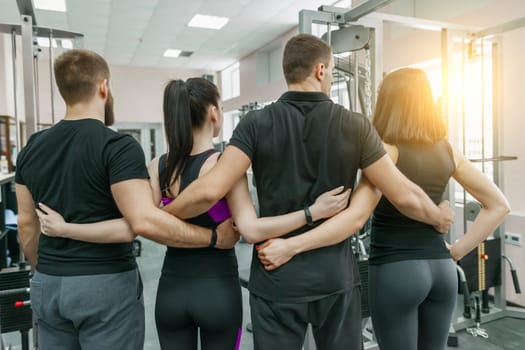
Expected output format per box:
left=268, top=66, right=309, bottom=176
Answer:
left=34, top=0, right=67, bottom=12
left=37, top=37, right=57, bottom=48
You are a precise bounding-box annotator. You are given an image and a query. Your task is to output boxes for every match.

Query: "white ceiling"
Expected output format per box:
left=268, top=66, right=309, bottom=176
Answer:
left=0, top=0, right=523, bottom=72
left=0, top=0, right=345, bottom=71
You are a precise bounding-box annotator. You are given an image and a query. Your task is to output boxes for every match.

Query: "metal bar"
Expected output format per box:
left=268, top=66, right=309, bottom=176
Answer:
left=21, top=15, right=36, bottom=138
left=299, top=10, right=314, bottom=34
left=49, top=30, right=55, bottom=124
left=474, top=16, right=525, bottom=39
left=0, top=23, right=83, bottom=39
left=10, top=28, right=23, bottom=264
left=441, top=28, right=459, bottom=243
left=491, top=41, right=507, bottom=311
left=353, top=52, right=359, bottom=112
left=11, top=29, right=20, bottom=153
left=369, top=23, right=382, bottom=114
left=469, top=156, right=517, bottom=163
left=344, top=0, right=394, bottom=22
left=0, top=287, right=30, bottom=297
left=481, top=38, right=486, bottom=173
left=298, top=9, right=336, bottom=34
left=16, top=0, right=37, bottom=26
left=33, top=54, right=40, bottom=127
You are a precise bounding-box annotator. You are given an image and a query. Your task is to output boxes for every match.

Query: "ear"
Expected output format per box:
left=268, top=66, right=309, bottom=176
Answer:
left=98, top=79, right=109, bottom=99
left=314, top=62, right=326, bottom=82
left=209, top=105, right=218, bottom=122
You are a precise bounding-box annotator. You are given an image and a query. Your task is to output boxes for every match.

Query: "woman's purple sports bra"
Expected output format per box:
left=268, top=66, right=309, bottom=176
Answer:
left=159, top=149, right=232, bottom=224
left=161, top=196, right=231, bottom=223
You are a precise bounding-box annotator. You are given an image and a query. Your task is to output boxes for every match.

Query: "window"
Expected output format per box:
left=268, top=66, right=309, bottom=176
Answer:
left=412, top=40, right=494, bottom=204
left=221, top=62, right=240, bottom=101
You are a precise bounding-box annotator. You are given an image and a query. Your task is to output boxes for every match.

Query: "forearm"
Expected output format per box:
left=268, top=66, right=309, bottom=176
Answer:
left=453, top=205, right=510, bottom=259
left=134, top=208, right=212, bottom=248
left=238, top=210, right=308, bottom=244
left=163, top=183, right=220, bottom=219
left=56, top=219, right=135, bottom=243
left=283, top=180, right=380, bottom=254
left=393, top=182, right=442, bottom=226
left=18, top=224, right=40, bottom=268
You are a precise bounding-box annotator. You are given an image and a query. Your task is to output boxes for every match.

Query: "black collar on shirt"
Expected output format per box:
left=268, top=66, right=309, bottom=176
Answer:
left=279, top=91, right=331, bottom=102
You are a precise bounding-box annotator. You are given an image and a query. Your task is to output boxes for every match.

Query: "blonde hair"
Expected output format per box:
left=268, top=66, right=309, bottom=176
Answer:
left=373, top=68, right=446, bottom=144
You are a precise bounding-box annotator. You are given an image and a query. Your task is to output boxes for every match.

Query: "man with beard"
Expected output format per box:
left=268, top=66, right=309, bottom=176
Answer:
left=14, top=49, right=238, bottom=350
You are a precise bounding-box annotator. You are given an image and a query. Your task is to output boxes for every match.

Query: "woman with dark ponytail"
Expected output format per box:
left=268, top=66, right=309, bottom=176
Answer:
left=36, top=77, right=350, bottom=349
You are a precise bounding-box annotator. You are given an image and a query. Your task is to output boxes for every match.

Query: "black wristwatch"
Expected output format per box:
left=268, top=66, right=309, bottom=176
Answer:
left=209, top=227, right=218, bottom=248
left=303, top=205, right=314, bottom=226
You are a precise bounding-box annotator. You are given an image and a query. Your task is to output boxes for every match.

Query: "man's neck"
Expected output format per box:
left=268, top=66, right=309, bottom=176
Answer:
left=287, top=79, right=322, bottom=93
left=64, top=104, right=104, bottom=123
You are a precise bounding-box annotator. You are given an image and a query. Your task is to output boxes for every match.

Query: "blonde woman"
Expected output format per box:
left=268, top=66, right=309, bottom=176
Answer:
left=368, top=68, right=510, bottom=350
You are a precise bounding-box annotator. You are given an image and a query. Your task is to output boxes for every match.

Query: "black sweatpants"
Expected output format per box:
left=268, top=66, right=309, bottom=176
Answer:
left=155, top=274, right=243, bottom=350
left=249, top=286, right=362, bottom=350
left=369, top=259, right=457, bottom=350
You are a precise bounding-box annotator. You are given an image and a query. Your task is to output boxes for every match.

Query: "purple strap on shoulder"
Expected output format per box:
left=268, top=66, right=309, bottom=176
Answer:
left=161, top=197, right=173, bottom=206
left=208, top=199, right=231, bottom=223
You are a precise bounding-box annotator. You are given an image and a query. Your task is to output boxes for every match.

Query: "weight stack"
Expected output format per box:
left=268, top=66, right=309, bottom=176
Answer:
left=0, top=265, right=32, bottom=333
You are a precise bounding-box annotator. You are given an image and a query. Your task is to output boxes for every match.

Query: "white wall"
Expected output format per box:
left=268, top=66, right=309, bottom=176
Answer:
left=35, top=60, right=212, bottom=125
left=0, top=33, right=25, bottom=120
left=222, top=27, right=296, bottom=112
left=0, top=33, right=213, bottom=126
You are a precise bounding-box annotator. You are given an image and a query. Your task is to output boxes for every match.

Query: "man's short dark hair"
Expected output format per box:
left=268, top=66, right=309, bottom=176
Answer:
left=54, top=49, right=110, bottom=105
left=282, top=34, right=332, bottom=85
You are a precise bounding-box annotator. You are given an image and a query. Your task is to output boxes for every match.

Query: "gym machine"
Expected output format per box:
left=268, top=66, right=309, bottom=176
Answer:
left=446, top=15, right=525, bottom=343
left=0, top=1, right=83, bottom=349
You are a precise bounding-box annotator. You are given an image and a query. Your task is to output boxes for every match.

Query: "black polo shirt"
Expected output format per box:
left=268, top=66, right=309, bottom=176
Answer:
left=230, top=91, right=386, bottom=302
left=15, top=119, right=149, bottom=276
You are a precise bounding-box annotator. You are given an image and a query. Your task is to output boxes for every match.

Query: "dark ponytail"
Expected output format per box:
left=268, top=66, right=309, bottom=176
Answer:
left=161, top=78, right=220, bottom=195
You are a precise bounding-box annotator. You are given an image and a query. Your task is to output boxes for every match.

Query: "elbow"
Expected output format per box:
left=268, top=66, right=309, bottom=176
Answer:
left=202, top=186, right=224, bottom=206
left=236, top=222, right=259, bottom=244
left=354, top=214, right=370, bottom=233
left=122, top=232, right=137, bottom=243
left=495, top=201, right=511, bottom=219
left=128, top=216, right=154, bottom=238
left=484, top=197, right=511, bottom=220
left=241, top=233, right=259, bottom=244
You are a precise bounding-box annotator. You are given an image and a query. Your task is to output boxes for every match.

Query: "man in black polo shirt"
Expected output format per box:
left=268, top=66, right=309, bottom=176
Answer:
left=15, top=49, right=237, bottom=350
left=165, top=34, right=453, bottom=349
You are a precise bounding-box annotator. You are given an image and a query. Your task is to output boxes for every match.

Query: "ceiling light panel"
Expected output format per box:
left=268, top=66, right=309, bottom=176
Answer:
left=188, top=14, right=230, bottom=30
left=164, top=49, right=182, bottom=58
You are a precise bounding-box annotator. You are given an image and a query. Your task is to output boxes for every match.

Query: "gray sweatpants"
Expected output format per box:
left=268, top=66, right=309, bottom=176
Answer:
left=369, top=259, right=457, bottom=350
left=30, top=269, right=145, bottom=350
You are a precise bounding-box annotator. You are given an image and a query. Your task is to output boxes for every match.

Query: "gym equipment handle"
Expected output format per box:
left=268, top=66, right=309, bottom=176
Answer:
left=502, top=255, right=521, bottom=294
left=511, top=269, right=521, bottom=294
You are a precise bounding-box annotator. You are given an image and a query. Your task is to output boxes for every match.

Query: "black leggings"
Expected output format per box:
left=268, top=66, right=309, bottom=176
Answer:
left=155, top=274, right=243, bottom=350
left=369, top=259, right=457, bottom=350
